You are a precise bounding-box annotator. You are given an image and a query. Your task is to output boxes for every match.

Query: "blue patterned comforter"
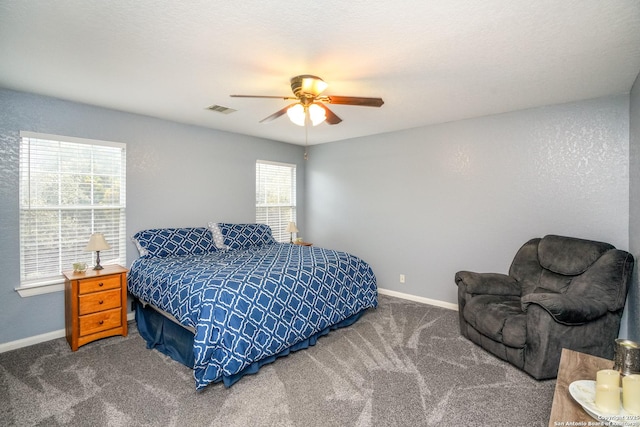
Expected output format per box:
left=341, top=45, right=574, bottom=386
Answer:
left=127, top=243, right=378, bottom=389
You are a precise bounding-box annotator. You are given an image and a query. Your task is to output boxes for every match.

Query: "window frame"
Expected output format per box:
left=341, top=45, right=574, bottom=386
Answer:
left=16, top=131, right=126, bottom=297
left=255, top=160, right=297, bottom=243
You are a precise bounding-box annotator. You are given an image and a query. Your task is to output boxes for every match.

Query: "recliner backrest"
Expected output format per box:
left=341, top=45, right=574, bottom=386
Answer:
left=509, top=235, right=627, bottom=301
left=537, top=235, right=613, bottom=275
left=567, top=249, right=634, bottom=312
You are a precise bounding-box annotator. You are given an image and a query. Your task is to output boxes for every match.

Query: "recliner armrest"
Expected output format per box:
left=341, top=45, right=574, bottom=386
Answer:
left=455, top=271, right=520, bottom=296
left=521, top=293, right=609, bottom=325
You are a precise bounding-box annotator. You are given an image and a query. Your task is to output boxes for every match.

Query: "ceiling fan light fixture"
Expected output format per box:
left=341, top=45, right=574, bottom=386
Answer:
left=287, top=103, right=327, bottom=126
left=287, top=104, right=306, bottom=126
left=300, top=76, right=328, bottom=96
left=308, top=104, right=326, bottom=126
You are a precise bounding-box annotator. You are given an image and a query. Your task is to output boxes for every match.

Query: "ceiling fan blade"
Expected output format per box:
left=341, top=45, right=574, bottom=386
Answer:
left=231, top=95, right=297, bottom=100
left=259, top=103, right=298, bottom=123
left=324, top=96, right=384, bottom=107
left=317, top=103, right=342, bottom=125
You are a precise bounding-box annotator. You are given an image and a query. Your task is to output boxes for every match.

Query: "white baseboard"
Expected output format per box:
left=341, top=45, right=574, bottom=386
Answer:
left=377, top=287, right=458, bottom=311
left=0, top=329, right=67, bottom=353
left=0, top=311, right=136, bottom=353
left=1, top=292, right=456, bottom=353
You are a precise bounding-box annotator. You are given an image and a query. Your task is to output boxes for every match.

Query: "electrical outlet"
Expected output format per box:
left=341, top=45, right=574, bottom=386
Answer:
left=400, top=274, right=405, bottom=284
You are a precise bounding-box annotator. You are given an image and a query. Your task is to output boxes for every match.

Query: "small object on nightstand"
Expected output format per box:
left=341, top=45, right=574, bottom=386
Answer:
left=63, top=265, right=128, bottom=351
left=72, top=262, right=87, bottom=273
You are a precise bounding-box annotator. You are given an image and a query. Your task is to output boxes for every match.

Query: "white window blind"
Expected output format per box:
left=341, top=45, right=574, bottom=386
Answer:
left=256, top=160, right=296, bottom=243
left=19, top=132, right=126, bottom=289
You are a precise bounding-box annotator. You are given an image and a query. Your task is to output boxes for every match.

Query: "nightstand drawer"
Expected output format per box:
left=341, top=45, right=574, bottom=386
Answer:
left=79, top=308, right=122, bottom=336
left=78, top=275, right=121, bottom=294
left=78, top=289, right=122, bottom=315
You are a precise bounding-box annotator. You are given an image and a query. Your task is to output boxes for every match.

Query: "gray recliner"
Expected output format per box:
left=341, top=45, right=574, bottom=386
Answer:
left=455, top=235, right=634, bottom=380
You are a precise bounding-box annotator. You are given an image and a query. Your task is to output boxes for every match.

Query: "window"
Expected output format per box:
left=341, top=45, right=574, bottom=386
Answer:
left=256, top=160, right=296, bottom=243
left=18, top=131, right=126, bottom=296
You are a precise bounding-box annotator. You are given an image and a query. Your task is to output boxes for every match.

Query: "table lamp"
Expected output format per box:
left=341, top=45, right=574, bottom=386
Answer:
left=84, top=232, right=111, bottom=270
left=285, top=222, right=298, bottom=243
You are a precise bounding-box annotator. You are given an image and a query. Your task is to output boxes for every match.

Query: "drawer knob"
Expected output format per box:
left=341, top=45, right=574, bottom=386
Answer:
left=98, top=282, right=104, bottom=287
left=99, top=300, right=104, bottom=304
left=99, top=320, right=104, bottom=325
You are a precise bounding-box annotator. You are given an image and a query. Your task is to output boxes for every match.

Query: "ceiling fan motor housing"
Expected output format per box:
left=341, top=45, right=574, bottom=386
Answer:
left=290, top=75, right=327, bottom=102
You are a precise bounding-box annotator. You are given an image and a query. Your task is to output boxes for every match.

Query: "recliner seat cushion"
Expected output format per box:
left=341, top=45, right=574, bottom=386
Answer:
left=463, top=295, right=527, bottom=348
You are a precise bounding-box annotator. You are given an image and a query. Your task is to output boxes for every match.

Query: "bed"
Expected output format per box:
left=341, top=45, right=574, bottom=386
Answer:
left=127, top=224, right=378, bottom=390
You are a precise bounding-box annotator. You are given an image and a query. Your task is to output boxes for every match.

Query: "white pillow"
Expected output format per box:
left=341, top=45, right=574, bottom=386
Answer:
left=208, top=222, right=229, bottom=251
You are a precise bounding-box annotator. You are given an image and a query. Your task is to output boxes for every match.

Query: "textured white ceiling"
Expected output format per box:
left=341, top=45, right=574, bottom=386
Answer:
left=1, top=0, right=639, bottom=145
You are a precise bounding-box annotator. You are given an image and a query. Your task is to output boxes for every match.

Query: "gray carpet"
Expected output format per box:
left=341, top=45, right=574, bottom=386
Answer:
left=0, top=295, right=555, bottom=426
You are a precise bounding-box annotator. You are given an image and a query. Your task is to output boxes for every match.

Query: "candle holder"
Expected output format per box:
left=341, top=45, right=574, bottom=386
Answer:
left=613, top=339, right=640, bottom=376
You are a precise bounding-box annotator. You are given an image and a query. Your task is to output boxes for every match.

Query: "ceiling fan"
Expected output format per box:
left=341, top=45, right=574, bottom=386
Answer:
left=230, top=75, right=384, bottom=126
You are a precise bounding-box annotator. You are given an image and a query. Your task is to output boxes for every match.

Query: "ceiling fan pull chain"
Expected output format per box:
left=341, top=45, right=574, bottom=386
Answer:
left=304, top=119, right=309, bottom=161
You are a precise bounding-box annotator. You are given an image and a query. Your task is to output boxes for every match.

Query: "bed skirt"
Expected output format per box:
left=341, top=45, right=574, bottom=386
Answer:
left=134, top=299, right=365, bottom=388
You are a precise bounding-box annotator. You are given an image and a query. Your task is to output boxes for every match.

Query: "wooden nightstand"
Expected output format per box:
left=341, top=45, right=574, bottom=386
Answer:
left=294, top=241, right=312, bottom=246
left=63, top=265, right=128, bottom=351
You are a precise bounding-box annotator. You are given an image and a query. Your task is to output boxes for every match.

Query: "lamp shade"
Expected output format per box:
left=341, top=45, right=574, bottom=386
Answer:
left=287, top=103, right=327, bottom=127
left=287, top=104, right=306, bottom=126
left=84, top=233, right=111, bottom=252
left=308, top=104, right=326, bottom=126
left=285, top=222, right=299, bottom=233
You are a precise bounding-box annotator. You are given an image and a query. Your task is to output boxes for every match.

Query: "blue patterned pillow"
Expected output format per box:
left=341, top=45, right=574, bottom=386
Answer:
left=215, top=223, right=276, bottom=250
left=132, top=227, right=217, bottom=258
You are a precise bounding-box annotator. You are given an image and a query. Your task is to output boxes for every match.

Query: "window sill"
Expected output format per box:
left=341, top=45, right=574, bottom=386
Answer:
left=15, top=279, right=64, bottom=297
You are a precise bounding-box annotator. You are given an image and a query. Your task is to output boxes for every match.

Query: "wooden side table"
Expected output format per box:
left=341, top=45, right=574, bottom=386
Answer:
left=548, top=348, right=614, bottom=426
left=63, top=265, right=128, bottom=351
left=294, top=241, right=312, bottom=246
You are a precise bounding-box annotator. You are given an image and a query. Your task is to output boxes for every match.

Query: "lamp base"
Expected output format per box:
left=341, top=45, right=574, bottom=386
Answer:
left=93, top=251, right=104, bottom=270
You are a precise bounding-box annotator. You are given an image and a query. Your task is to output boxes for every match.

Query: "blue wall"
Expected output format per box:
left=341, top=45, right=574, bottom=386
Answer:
left=0, top=88, right=305, bottom=344
left=306, top=95, right=634, bottom=334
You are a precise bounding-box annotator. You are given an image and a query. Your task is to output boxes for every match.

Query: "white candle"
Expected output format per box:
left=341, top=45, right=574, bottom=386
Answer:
left=596, top=384, right=621, bottom=414
left=623, top=374, right=640, bottom=415
left=597, top=369, right=621, bottom=388
left=596, top=370, right=621, bottom=414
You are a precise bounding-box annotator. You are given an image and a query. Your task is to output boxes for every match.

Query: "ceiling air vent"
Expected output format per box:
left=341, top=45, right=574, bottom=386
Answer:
left=206, top=104, right=237, bottom=114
